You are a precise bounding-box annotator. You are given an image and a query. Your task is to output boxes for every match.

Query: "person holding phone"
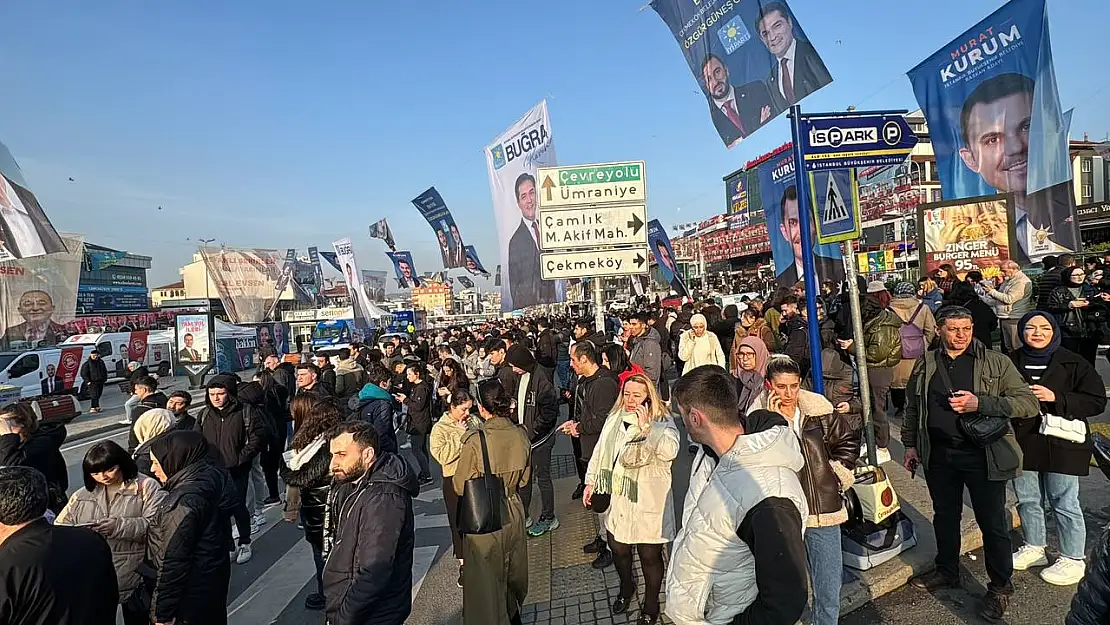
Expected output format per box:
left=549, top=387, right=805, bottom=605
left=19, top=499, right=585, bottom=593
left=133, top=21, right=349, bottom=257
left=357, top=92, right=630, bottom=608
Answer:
left=395, top=363, right=433, bottom=485
left=584, top=373, right=679, bottom=625
left=1046, top=265, right=1109, bottom=365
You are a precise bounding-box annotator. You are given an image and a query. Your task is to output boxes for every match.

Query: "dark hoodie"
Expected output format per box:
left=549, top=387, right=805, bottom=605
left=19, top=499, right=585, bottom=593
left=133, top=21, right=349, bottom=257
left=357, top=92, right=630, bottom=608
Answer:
left=355, top=384, right=398, bottom=455
left=505, top=344, right=559, bottom=443
left=12, top=422, right=68, bottom=513
left=237, top=381, right=282, bottom=448
left=195, top=374, right=264, bottom=475
left=323, top=452, right=418, bottom=625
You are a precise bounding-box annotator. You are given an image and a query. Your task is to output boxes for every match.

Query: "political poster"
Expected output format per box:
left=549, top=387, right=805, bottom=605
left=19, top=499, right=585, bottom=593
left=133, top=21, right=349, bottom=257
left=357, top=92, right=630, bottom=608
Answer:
left=362, top=269, right=387, bottom=301
left=485, top=101, right=562, bottom=311
left=650, top=0, right=832, bottom=149
left=463, top=245, right=490, bottom=276
left=199, top=247, right=287, bottom=324
left=918, top=194, right=1012, bottom=282
left=254, top=322, right=291, bottom=358
left=907, top=0, right=1075, bottom=263
left=0, top=140, right=68, bottom=262
left=332, top=238, right=375, bottom=327
left=755, top=148, right=844, bottom=287
left=368, top=218, right=397, bottom=251
left=0, top=234, right=84, bottom=350
left=174, top=314, right=211, bottom=376
left=411, top=188, right=466, bottom=269
left=386, top=251, right=422, bottom=289
left=264, top=248, right=304, bottom=320
left=724, top=169, right=752, bottom=224
left=319, top=250, right=342, bottom=273
left=647, top=219, right=689, bottom=298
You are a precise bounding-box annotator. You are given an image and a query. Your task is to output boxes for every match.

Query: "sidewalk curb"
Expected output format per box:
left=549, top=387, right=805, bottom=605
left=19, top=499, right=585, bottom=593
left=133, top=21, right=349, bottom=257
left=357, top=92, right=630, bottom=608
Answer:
left=63, top=422, right=129, bottom=446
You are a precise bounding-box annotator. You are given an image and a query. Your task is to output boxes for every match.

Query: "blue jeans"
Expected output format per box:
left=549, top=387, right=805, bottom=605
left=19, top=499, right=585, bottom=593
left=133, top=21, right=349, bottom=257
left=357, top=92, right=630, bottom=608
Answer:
left=804, top=525, right=843, bottom=625
left=1012, top=470, right=1086, bottom=560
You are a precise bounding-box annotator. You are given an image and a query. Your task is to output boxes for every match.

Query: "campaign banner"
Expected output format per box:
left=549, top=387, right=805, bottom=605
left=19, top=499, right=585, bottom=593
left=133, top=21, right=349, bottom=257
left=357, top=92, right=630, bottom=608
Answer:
left=485, top=101, right=562, bottom=311
left=907, top=0, right=1075, bottom=263
left=368, top=218, right=397, bottom=251
left=386, top=251, right=421, bottom=289
left=647, top=219, right=689, bottom=298
left=494, top=265, right=502, bottom=287
left=0, top=234, right=84, bottom=350
left=319, top=250, right=342, bottom=273
left=126, top=330, right=150, bottom=363
left=254, top=322, right=291, bottom=357
left=362, top=269, right=387, bottom=302
left=650, top=0, right=832, bottom=149
left=199, top=247, right=286, bottom=324
left=332, top=238, right=375, bottom=327
left=0, top=140, right=68, bottom=262
left=918, top=194, right=1012, bottom=282
left=175, top=314, right=211, bottom=376
left=307, top=246, right=325, bottom=304
left=756, top=149, right=844, bottom=287
left=411, top=187, right=466, bottom=269
left=463, top=245, right=490, bottom=276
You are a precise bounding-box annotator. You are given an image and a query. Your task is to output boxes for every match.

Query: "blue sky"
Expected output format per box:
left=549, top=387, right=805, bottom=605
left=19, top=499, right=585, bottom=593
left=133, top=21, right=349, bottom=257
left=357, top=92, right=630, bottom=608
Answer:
left=2, top=0, right=1107, bottom=288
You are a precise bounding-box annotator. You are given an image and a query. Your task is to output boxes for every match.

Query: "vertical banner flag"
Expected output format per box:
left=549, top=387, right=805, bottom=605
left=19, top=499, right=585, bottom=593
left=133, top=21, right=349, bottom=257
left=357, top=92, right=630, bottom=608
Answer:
left=757, top=148, right=844, bottom=287
left=646, top=219, right=690, bottom=298
left=368, top=218, right=397, bottom=251
left=332, top=238, right=375, bottom=326
left=318, top=250, right=342, bottom=273
left=907, top=0, right=1075, bottom=263
left=0, top=140, right=68, bottom=261
left=361, top=270, right=387, bottom=302
left=199, top=247, right=286, bottom=324
left=411, top=188, right=466, bottom=269
left=307, top=246, right=325, bottom=305
left=494, top=265, right=502, bottom=287
left=650, top=0, right=833, bottom=149
left=386, top=251, right=422, bottom=289
left=0, top=234, right=84, bottom=349
left=485, top=101, right=562, bottom=312
left=264, top=248, right=303, bottom=320
left=918, top=195, right=1012, bottom=281
left=463, top=245, right=490, bottom=276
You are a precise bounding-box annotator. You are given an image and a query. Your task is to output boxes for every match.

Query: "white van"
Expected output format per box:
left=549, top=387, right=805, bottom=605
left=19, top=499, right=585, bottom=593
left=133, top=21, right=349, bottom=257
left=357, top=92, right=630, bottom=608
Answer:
left=61, top=330, right=174, bottom=379
left=0, top=344, right=98, bottom=399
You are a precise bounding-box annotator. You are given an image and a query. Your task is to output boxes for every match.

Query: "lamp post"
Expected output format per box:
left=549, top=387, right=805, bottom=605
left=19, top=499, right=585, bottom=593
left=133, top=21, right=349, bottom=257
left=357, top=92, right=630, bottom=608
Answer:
left=197, top=238, right=216, bottom=311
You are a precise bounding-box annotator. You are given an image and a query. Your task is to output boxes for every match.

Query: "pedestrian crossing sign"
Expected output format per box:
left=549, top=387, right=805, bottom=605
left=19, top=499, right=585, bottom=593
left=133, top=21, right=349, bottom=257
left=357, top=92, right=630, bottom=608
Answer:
left=809, top=168, right=861, bottom=244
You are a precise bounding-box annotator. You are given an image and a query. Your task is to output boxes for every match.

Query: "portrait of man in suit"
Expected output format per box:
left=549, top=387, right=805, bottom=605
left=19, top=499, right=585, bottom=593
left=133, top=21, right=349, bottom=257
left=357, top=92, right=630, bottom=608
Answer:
left=702, top=54, right=777, bottom=148
left=507, top=173, right=555, bottom=309
left=757, top=1, right=832, bottom=109
left=395, top=257, right=420, bottom=289
left=435, top=228, right=453, bottom=269
left=178, top=333, right=202, bottom=362
left=3, top=290, right=67, bottom=347
left=653, top=239, right=689, bottom=297
left=773, top=185, right=845, bottom=287
left=0, top=174, right=66, bottom=262
left=40, top=363, right=64, bottom=396
left=449, top=223, right=466, bottom=268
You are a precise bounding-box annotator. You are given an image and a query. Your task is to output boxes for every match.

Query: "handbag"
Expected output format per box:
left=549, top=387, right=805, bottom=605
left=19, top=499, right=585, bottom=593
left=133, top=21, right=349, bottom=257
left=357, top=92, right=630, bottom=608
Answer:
left=932, top=352, right=1010, bottom=447
left=457, top=429, right=505, bottom=535
left=1039, top=413, right=1087, bottom=444
left=848, top=465, right=900, bottom=524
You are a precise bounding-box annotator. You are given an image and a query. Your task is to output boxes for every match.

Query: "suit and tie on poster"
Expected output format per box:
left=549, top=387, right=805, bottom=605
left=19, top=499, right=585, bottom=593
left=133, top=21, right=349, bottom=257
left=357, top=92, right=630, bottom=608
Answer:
left=0, top=234, right=83, bottom=350
left=907, top=0, right=1076, bottom=264
left=362, top=270, right=388, bottom=302
left=0, top=140, right=68, bottom=262
left=368, top=218, right=397, bottom=252
left=646, top=219, right=690, bottom=298
left=332, top=238, right=376, bottom=328
left=463, top=245, right=490, bottom=276
left=255, top=322, right=291, bottom=358
left=411, top=188, right=467, bottom=269
left=650, top=0, right=832, bottom=148
left=485, top=101, right=563, bottom=312
left=758, top=149, right=845, bottom=287
left=387, top=251, right=422, bottom=289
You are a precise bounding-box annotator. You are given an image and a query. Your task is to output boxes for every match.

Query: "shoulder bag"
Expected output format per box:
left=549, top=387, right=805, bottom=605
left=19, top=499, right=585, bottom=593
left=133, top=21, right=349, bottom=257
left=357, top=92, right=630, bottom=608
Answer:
left=932, top=352, right=1009, bottom=447
left=457, top=429, right=506, bottom=535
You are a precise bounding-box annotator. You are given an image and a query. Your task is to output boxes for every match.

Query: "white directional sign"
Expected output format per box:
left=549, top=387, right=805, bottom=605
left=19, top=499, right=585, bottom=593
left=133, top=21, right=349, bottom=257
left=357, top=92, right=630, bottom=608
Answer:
left=537, top=161, right=646, bottom=209
left=540, top=246, right=649, bottom=280
left=538, top=205, right=647, bottom=251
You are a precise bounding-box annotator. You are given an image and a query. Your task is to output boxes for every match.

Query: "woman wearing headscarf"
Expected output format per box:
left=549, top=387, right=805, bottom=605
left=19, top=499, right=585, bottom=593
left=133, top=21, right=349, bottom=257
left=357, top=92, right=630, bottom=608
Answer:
left=888, top=282, right=937, bottom=419
left=1047, top=265, right=1110, bottom=365
left=1009, top=312, right=1107, bottom=586
left=148, top=430, right=239, bottom=625
left=57, top=440, right=166, bottom=625
left=677, top=313, right=725, bottom=374
left=131, top=408, right=175, bottom=478
left=731, top=336, right=769, bottom=414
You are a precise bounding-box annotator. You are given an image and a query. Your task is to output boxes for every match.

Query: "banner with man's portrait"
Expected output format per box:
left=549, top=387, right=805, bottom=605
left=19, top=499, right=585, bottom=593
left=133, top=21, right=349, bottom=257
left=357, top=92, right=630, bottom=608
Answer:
left=362, top=270, right=387, bottom=302
left=650, top=0, right=832, bottom=149
left=332, top=238, right=375, bottom=327
left=386, top=251, right=421, bottom=289
left=0, top=234, right=83, bottom=350
left=907, top=0, right=1075, bottom=263
left=199, top=247, right=286, bottom=324
left=647, top=219, right=689, bottom=298
left=411, top=188, right=467, bottom=269
left=463, top=245, right=490, bottom=277
left=174, top=314, right=212, bottom=378
left=919, top=195, right=1013, bottom=282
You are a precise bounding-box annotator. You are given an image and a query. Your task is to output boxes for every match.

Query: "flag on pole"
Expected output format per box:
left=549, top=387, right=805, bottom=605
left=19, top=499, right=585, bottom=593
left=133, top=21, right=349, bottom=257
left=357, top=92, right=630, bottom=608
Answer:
left=368, top=218, right=396, bottom=251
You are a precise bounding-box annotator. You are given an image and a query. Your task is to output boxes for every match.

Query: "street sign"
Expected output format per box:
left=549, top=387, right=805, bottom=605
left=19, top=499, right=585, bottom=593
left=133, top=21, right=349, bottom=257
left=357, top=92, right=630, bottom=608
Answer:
left=799, top=112, right=918, bottom=172
left=538, top=204, right=647, bottom=251
left=809, top=169, right=861, bottom=244
left=540, top=246, right=649, bottom=280
left=536, top=161, right=646, bottom=209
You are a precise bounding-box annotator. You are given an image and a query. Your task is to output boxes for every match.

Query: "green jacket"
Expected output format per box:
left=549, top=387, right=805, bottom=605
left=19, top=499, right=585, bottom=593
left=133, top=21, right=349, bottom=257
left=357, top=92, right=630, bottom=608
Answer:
left=901, top=340, right=1039, bottom=481
left=864, top=309, right=904, bottom=368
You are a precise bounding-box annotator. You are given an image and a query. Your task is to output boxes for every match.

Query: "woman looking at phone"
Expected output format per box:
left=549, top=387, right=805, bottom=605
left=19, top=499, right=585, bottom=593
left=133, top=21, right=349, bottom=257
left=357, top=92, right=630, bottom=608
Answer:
left=749, top=357, right=859, bottom=625
left=584, top=373, right=680, bottom=625
left=1046, top=265, right=1109, bottom=365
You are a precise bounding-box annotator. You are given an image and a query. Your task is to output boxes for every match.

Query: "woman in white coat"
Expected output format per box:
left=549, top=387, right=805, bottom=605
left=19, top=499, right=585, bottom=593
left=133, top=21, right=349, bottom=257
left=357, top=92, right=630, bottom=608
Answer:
left=584, top=373, right=680, bottom=625
left=678, top=313, right=725, bottom=374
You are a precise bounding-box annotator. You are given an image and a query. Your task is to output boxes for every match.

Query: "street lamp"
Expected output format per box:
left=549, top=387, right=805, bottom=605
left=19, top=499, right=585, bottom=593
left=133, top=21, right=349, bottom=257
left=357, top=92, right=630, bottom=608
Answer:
left=197, top=238, right=216, bottom=309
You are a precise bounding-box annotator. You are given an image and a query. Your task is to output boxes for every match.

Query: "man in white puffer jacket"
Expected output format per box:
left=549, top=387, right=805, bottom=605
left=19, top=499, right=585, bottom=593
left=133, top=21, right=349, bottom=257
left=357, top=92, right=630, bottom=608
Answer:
left=667, top=365, right=810, bottom=625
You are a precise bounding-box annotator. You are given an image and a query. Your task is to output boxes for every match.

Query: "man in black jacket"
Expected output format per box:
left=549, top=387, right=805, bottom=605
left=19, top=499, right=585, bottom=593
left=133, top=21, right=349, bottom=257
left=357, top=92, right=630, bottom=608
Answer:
left=126, top=375, right=169, bottom=453
left=484, top=338, right=519, bottom=399
left=295, top=362, right=333, bottom=398
left=313, top=355, right=338, bottom=395
left=0, top=466, right=118, bottom=625
left=505, top=344, right=560, bottom=538
left=324, top=422, right=418, bottom=625
left=534, top=317, right=558, bottom=382
left=78, top=351, right=108, bottom=413
left=195, top=374, right=264, bottom=565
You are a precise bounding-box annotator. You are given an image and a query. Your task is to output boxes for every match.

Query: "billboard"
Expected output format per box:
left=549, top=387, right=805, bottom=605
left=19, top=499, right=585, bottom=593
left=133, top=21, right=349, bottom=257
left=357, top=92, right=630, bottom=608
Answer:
left=485, top=101, right=562, bottom=311
left=907, top=0, right=1076, bottom=263
left=174, top=314, right=211, bottom=376
left=331, top=238, right=375, bottom=327
left=199, top=247, right=286, bottom=324
left=0, top=140, right=68, bottom=261
left=254, top=322, right=291, bottom=357
left=650, top=0, right=832, bottom=148
left=362, top=269, right=387, bottom=301
left=647, top=219, right=689, bottom=298
left=0, top=234, right=84, bottom=350
left=918, top=194, right=1012, bottom=282
left=386, top=251, right=421, bottom=289
left=411, top=188, right=466, bottom=269
left=463, top=245, right=490, bottom=276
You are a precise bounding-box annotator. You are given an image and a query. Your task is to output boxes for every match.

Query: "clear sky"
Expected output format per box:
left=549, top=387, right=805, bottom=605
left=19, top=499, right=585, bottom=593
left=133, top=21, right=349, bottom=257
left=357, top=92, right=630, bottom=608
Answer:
left=1, top=0, right=1106, bottom=288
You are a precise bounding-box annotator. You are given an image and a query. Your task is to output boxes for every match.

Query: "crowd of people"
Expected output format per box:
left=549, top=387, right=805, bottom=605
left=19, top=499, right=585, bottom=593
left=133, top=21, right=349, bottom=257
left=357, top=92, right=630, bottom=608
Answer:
left=1, top=252, right=1110, bottom=623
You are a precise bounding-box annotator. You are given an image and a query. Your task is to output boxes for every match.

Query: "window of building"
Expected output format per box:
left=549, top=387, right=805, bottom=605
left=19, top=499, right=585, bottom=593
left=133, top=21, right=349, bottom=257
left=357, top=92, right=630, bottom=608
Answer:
left=1083, top=185, right=1093, bottom=199
left=1081, top=158, right=1092, bottom=173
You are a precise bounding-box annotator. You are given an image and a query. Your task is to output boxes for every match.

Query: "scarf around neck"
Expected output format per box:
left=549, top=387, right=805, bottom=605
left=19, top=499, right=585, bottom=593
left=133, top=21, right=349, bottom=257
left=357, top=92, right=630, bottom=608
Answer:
left=592, top=408, right=645, bottom=503
left=288, top=436, right=327, bottom=470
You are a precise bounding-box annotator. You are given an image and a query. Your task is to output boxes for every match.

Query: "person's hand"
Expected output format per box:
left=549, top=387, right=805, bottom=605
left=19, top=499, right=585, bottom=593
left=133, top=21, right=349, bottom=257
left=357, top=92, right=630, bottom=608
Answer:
left=582, top=484, right=593, bottom=509
left=837, top=338, right=854, bottom=350
left=948, top=390, right=980, bottom=413
left=903, top=447, right=920, bottom=472
left=937, top=205, right=974, bottom=246
left=1070, top=299, right=1089, bottom=308
left=834, top=402, right=850, bottom=413
left=393, top=393, right=406, bottom=403
left=982, top=281, right=994, bottom=291
left=635, top=404, right=650, bottom=430
left=437, top=387, right=450, bottom=397
left=92, top=517, right=121, bottom=536
left=1030, top=384, right=1056, bottom=402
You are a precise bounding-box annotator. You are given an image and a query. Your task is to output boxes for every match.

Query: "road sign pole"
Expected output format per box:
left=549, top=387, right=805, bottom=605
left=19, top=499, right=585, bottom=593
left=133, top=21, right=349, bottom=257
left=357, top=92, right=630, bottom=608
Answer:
left=593, top=279, right=605, bottom=338
left=843, top=237, right=877, bottom=467
left=789, top=104, right=825, bottom=395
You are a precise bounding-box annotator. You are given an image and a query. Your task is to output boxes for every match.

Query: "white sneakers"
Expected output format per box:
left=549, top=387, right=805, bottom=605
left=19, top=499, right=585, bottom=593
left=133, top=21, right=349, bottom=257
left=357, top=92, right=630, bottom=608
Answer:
left=1012, top=545, right=1085, bottom=585
left=235, top=544, right=253, bottom=565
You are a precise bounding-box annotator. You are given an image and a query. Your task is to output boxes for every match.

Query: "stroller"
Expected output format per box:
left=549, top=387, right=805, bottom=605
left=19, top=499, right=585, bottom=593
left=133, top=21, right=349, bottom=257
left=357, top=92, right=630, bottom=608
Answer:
left=1066, top=433, right=1110, bottom=625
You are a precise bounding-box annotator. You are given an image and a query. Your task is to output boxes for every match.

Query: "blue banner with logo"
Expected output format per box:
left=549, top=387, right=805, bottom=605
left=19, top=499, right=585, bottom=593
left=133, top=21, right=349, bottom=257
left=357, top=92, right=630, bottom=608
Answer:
left=756, top=149, right=844, bottom=287
left=650, top=0, right=832, bottom=149
left=907, top=0, right=1075, bottom=263
left=463, top=245, right=490, bottom=276
left=386, top=251, right=421, bottom=289
left=411, top=187, right=466, bottom=269
left=646, top=219, right=689, bottom=298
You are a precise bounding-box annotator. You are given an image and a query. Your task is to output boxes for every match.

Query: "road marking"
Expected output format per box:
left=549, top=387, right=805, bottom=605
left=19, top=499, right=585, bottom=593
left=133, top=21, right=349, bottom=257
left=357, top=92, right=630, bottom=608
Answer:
left=228, top=540, right=315, bottom=624
left=415, top=513, right=450, bottom=529
left=416, top=488, right=445, bottom=503
left=61, top=428, right=128, bottom=452
left=412, top=545, right=440, bottom=604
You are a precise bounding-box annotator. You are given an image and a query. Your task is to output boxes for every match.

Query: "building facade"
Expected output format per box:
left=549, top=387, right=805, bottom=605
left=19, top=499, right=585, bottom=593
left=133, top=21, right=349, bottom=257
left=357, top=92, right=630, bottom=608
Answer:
left=77, top=244, right=152, bottom=314
left=412, top=283, right=452, bottom=314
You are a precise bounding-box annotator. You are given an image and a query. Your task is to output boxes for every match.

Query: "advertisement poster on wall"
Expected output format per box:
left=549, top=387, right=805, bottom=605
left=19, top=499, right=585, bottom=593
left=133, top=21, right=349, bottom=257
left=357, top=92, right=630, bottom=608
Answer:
left=917, top=194, right=1012, bottom=281
left=174, top=314, right=212, bottom=377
